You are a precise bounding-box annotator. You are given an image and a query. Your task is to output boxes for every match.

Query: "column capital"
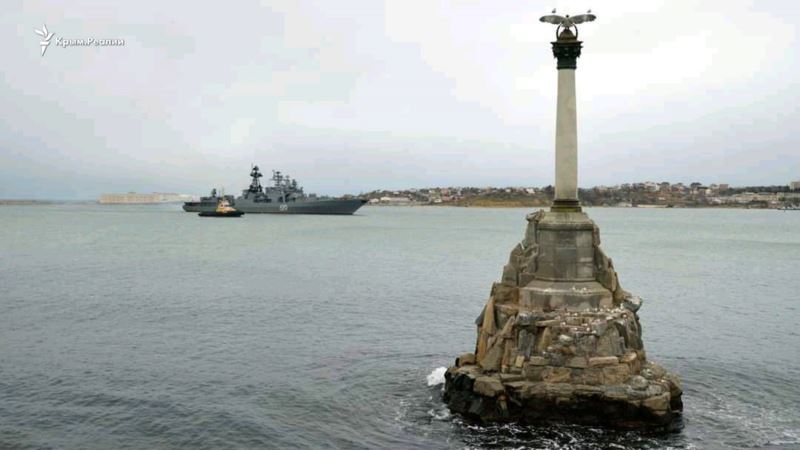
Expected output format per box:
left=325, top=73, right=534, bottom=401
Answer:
left=551, top=29, right=582, bottom=70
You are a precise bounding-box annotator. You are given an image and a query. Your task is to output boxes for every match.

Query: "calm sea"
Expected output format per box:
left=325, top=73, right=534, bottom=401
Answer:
left=1, top=204, right=798, bottom=449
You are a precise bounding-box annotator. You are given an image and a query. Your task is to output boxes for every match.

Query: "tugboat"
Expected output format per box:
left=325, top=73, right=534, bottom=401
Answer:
left=183, top=166, right=367, bottom=215
left=198, top=197, right=244, bottom=217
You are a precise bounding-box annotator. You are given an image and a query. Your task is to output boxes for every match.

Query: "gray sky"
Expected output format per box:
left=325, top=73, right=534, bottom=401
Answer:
left=1, top=0, right=798, bottom=199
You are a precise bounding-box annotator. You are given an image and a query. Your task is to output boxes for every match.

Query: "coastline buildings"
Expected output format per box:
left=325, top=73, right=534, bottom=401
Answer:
left=369, top=196, right=414, bottom=205
left=360, top=181, right=800, bottom=209
left=98, top=192, right=193, bottom=204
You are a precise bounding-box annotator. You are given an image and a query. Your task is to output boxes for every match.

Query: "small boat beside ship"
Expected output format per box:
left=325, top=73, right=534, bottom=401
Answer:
left=198, top=198, right=244, bottom=217
left=183, top=166, right=366, bottom=215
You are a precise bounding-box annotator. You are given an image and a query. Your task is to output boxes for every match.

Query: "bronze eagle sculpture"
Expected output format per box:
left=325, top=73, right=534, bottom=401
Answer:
left=539, top=9, right=596, bottom=38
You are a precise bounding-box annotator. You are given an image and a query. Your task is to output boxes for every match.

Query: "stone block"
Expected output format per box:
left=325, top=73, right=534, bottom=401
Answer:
left=592, top=320, right=608, bottom=337
left=543, top=367, right=571, bottom=383
left=642, top=392, right=670, bottom=413
left=664, top=372, right=683, bottom=397
left=547, top=352, right=566, bottom=366
left=578, top=368, right=603, bottom=386
left=622, top=295, right=643, bottom=313
left=565, top=316, right=583, bottom=326
left=630, top=375, right=648, bottom=390
left=573, top=383, right=604, bottom=395
left=565, top=356, right=588, bottom=368
left=602, top=363, right=631, bottom=385
left=620, top=352, right=637, bottom=363
left=505, top=380, right=533, bottom=393
left=588, top=356, right=619, bottom=367
left=602, top=386, right=629, bottom=401
left=575, top=334, right=597, bottom=356
left=500, top=373, right=524, bottom=383
left=534, top=328, right=552, bottom=354
left=527, top=356, right=547, bottom=366
left=480, top=297, right=497, bottom=334
left=645, top=362, right=667, bottom=379
left=501, top=264, right=518, bottom=286
left=596, top=327, right=623, bottom=356
left=522, top=364, right=545, bottom=381
left=456, top=353, right=476, bottom=367
left=558, top=334, right=574, bottom=345
left=474, top=376, right=505, bottom=397
left=514, top=355, right=525, bottom=368
left=519, top=272, right=536, bottom=286
left=479, top=341, right=504, bottom=372
left=517, top=312, right=535, bottom=327
left=501, top=340, right=515, bottom=369
left=628, top=358, right=642, bottom=375
left=493, top=284, right=516, bottom=304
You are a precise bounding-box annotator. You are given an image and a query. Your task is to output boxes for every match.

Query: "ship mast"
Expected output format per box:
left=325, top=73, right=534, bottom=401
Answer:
left=272, top=170, right=286, bottom=202
left=249, top=165, right=263, bottom=193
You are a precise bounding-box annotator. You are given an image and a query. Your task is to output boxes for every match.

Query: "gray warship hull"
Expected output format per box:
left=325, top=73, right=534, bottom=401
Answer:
left=185, top=166, right=366, bottom=215
left=183, top=198, right=366, bottom=215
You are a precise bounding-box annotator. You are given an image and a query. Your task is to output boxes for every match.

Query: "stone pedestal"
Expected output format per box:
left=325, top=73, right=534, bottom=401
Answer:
left=443, top=210, right=683, bottom=428
left=520, top=211, right=613, bottom=311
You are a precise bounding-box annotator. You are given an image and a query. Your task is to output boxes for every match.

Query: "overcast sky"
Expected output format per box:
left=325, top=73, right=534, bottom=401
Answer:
left=1, top=0, right=798, bottom=199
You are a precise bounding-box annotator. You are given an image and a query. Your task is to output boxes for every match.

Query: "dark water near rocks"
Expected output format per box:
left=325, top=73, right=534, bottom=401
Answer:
left=1, top=204, right=798, bottom=449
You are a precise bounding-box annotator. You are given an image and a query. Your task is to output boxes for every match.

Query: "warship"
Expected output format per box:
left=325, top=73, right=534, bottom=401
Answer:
left=182, top=166, right=366, bottom=215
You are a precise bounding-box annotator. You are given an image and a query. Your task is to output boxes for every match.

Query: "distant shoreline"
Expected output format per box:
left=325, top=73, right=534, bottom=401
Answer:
left=366, top=202, right=787, bottom=210
left=2, top=199, right=795, bottom=211
left=0, top=200, right=58, bottom=205
left=0, top=200, right=788, bottom=210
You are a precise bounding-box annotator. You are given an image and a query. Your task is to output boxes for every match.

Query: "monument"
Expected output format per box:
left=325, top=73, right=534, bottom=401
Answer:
left=443, top=11, right=683, bottom=428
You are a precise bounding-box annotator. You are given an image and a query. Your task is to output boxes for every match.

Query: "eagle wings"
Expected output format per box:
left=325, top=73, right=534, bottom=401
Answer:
left=539, top=13, right=597, bottom=27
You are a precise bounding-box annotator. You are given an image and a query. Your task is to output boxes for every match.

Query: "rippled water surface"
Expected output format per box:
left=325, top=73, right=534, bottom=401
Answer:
left=1, top=204, right=798, bottom=449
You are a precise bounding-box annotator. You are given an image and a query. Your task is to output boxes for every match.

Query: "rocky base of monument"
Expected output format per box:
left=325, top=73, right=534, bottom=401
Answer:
left=443, top=352, right=682, bottom=429
left=443, top=210, right=683, bottom=429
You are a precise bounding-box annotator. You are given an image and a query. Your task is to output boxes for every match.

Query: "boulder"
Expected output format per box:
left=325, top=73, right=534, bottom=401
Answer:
left=622, top=295, right=643, bottom=313
left=630, top=375, right=648, bottom=390
left=474, top=376, right=505, bottom=397
left=456, top=353, right=476, bottom=367
left=479, top=341, right=504, bottom=371
left=642, top=392, right=670, bottom=413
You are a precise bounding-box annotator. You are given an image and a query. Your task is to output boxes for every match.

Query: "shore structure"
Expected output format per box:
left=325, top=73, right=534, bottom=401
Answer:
left=99, top=192, right=193, bottom=204
left=443, top=13, right=683, bottom=428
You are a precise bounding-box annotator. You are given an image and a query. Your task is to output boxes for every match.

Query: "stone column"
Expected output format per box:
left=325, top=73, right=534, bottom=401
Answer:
left=518, top=27, right=611, bottom=311
left=551, top=29, right=583, bottom=212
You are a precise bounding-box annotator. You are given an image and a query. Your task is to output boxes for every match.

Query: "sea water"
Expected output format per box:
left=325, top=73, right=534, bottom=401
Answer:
left=1, top=204, right=798, bottom=449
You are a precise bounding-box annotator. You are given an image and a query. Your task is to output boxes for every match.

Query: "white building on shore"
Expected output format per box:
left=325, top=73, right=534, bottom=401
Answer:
left=98, top=192, right=193, bottom=204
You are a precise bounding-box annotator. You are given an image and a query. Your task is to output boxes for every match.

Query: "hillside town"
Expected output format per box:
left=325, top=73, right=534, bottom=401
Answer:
left=360, top=181, right=800, bottom=209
